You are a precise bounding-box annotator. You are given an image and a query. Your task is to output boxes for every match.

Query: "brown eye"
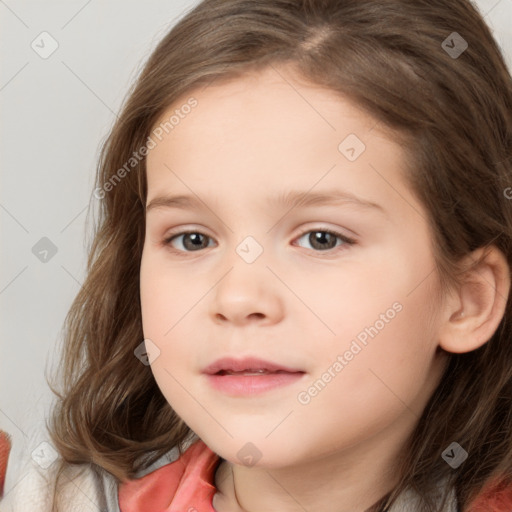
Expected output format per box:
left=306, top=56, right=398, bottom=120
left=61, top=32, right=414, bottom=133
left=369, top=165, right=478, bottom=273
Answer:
left=164, top=231, right=214, bottom=252
left=294, top=229, right=355, bottom=252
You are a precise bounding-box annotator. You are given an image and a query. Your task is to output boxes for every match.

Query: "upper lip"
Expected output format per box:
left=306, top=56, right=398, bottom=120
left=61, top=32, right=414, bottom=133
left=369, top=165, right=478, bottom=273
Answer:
left=203, top=356, right=304, bottom=375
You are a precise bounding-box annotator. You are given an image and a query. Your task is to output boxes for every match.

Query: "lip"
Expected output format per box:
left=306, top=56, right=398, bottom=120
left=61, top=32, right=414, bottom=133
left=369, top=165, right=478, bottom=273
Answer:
left=203, top=356, right=306, bottom=396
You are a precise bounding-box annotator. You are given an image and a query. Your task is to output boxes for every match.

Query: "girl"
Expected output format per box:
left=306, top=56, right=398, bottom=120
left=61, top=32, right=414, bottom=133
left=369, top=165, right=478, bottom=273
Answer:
left=2, top=0, right=512, bottom=510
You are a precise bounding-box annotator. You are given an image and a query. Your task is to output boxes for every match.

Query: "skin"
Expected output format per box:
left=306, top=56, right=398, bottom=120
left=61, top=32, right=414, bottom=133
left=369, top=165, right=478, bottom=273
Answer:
left=139, top=64, right=510, bottom=512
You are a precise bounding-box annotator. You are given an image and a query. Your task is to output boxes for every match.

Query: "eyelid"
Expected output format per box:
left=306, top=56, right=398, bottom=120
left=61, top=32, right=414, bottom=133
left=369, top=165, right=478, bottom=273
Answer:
left=294, top=225, right=356, bottom=242
left=162, top=226, right=213, bottom=244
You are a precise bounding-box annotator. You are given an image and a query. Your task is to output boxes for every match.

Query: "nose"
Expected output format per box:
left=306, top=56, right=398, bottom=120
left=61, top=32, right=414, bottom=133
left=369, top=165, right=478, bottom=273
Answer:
left=209, top=259, right=285, bottom=327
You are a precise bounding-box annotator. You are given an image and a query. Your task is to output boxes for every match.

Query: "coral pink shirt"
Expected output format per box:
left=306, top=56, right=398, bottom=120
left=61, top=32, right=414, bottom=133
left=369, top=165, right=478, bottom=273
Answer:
left=118, top=439, right=220, bottom=512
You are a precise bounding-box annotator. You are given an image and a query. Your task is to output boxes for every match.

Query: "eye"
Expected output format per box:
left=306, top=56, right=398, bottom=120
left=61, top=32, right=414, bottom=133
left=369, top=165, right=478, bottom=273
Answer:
left=163, top=230, right=215, bottom=252
left=161, top=227, right=356, bottom=254
left=293, top=228, right=356, bottom=253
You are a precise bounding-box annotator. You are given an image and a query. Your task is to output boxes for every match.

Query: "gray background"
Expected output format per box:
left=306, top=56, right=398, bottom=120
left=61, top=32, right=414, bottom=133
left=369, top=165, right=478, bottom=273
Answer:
left=1, top=0, right=511, bottom=493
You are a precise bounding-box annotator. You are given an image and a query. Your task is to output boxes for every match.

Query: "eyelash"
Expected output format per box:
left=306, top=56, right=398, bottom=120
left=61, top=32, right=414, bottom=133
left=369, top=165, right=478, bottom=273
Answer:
left=161, top=227, right=356, bottom=256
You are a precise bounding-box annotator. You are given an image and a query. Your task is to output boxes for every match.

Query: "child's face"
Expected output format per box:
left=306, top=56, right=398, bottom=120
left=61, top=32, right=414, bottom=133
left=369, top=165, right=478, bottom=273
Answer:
left=140, top=65, right=449, bottom=468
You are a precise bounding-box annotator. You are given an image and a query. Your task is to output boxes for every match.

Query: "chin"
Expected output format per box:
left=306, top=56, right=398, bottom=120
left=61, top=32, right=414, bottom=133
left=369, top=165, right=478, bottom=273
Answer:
left=199, top=432, right=307, bottom=470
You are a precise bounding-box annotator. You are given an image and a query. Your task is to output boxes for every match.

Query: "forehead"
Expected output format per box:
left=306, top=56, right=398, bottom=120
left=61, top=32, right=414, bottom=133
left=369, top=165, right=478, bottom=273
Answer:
left=144, top=65, right=425, bottom=223
left=151, top=65, right=384, bottom=145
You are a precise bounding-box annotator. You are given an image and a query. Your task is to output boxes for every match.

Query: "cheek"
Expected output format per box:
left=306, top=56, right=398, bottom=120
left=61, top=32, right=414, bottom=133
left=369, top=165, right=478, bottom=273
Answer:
left=139, top=253, right=206, bottom=396
left=301, top=247, right=441, bottom=412
left=292, top=240, right=418, bottom=335
left=140, top=250, right=201, bottom=338
left=287, top=312, right=438, bottom=459
left=319, top=292, right=439, bottom=434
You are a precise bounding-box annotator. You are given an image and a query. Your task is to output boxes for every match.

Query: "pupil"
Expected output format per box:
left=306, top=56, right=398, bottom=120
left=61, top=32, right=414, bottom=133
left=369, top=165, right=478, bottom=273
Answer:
left=184, top=233, right=207, bottom=250
left=311, top=231, right=336, bottom=250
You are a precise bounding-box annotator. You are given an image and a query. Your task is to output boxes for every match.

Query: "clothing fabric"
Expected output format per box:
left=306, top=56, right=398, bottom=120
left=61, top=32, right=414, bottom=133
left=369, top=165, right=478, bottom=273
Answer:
left=118, top=439, right=461, bottom=512
left=1, top=432, right=511, bottom=512
left=0, top=431, right=11, bottom=497
left=118, top=438, right=218, bottom=511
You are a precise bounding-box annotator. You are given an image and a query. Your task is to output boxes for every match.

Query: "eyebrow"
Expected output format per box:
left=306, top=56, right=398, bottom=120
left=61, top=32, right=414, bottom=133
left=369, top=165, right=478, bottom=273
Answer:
left=146, top=189, right=387, bottom=216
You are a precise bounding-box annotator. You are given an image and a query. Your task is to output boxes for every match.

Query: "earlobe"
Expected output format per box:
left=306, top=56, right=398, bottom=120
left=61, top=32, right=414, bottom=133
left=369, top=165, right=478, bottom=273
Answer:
left=438, top=245, right=511, bottom=354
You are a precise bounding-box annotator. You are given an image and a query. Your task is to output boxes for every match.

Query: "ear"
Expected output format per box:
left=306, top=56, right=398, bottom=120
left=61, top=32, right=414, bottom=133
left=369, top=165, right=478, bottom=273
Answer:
left=438, top=245, right=511, bottom=354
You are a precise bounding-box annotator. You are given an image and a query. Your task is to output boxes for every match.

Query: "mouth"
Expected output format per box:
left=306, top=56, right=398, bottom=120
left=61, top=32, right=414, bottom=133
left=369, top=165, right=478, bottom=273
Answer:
left=214, top=369, right=299, bottom=376
left=203, top=356, right=305, bottom=375
left=203, top=356, right=306, bottom=396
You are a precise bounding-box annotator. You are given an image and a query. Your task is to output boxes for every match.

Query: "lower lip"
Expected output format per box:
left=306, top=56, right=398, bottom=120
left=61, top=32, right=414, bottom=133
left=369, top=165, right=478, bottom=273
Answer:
left=205, top=372, right=305, bottom=396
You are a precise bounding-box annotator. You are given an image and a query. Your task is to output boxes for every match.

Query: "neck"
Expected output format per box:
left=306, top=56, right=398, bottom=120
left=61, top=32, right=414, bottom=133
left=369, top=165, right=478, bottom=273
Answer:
left=213, top=412, right=412, bottom=512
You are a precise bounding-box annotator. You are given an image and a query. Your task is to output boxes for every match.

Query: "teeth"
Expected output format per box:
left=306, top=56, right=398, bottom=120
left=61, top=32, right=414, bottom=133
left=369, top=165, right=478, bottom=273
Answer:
left=223, top=369, right=270, bottom=375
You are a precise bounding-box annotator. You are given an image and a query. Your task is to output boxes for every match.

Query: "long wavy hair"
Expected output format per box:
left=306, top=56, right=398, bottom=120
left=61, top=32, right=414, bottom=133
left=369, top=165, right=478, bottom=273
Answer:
left=45, top=0, right=512, bottom=510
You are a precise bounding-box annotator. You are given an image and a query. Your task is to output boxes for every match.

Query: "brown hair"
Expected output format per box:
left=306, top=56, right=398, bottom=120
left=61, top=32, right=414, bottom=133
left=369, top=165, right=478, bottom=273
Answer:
left=45, top=0, right=512, bottom=510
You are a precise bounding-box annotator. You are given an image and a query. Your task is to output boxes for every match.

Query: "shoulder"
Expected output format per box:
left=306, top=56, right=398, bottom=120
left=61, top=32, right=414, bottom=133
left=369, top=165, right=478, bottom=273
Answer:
left=118, top=436, right=220, bottom=512
left=388, top=475, right=459, bottom=512
left=1, top=458, right=111, bottom=512
left=0, top=427, right=120, bottom=512
left=0, top=429, right=205, bottom=512
left=0, top=440, right=123, bottom=512
left=467, top=478, right=512, bottom=512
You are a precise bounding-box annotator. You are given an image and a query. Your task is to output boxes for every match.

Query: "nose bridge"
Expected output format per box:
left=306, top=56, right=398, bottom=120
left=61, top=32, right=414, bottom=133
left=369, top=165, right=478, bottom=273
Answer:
left=218, top=234, right=268, bottom=296
left=210, top=233, right=283, bottom=325
left=234, top=233, right=266, bottom=266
